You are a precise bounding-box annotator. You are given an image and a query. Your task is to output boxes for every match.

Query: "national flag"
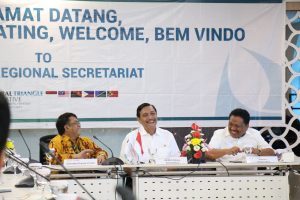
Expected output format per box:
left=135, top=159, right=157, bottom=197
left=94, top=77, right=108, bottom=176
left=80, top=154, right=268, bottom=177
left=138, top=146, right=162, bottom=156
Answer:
left=58, top=91, right=70, bottom=97
left=71, top=91, right=82, bottom=97
left=95, top=91, right=106, bottom=97
left=107, top=90, right=118, bottom=97
left=46, top=91, right=57, bottom=95
left=83, top=91, right=94, bottom=97
left=136, top=132, right=144, bottom=155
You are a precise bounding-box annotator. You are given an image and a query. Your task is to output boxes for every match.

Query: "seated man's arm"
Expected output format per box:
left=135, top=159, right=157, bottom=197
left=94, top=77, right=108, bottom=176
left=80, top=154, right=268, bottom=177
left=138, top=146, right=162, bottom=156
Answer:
left=119, top=133, right=133, bottom=164
left=169, top=133, right=181, bottom=157
left=249, top=128, right=275, bottom=156
left=251, top=147, right=275, bottom=156
left=49, top=139, right=94, bottom=164
left=206, top=146, right=240, bottom=160
left=49, top=140, right=76, bottom=164
left=205, top=129, right=240, bottom=161
left=85, top=138, right=108, bottom=164
left=74, top=149, right=94, bottom=159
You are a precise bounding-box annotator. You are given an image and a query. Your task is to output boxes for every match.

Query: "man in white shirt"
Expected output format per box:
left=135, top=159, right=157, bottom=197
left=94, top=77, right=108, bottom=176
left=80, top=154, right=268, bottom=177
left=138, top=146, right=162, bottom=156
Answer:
left=120, top=103, right=180, bottom=164
left=207, top=108, right=274, bottom=161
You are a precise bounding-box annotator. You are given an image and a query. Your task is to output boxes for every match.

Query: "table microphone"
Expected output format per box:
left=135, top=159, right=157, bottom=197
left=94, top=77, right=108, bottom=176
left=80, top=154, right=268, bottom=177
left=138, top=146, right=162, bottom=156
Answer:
left=93, top=135, right=124, bottom=165
left=3, top=148, right=21, bottom=174
left=4, top=149, right=49, bottom=188
left=18, top=129, right=39, bottom=163
left=40, top=141, right=96, bottom=200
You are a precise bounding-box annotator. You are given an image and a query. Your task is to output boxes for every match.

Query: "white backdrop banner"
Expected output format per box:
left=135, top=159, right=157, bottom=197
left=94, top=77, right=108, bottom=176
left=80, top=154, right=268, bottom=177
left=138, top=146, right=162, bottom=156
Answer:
left=0, top=0, right=284, bottom=129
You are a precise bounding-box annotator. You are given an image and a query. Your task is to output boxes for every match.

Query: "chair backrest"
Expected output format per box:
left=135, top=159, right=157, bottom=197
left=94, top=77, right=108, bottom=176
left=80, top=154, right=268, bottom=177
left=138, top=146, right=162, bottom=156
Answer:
left=39, top=134, right=56, bottom=164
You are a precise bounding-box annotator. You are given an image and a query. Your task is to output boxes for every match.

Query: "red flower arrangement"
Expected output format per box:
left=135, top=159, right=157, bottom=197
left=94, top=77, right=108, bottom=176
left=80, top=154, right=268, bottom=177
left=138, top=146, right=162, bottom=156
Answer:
left=181, top=123, right=208, bottom=162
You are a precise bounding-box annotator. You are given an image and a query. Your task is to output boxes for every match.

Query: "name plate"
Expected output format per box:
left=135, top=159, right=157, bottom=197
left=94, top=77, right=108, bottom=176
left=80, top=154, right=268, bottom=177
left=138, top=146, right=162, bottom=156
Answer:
left=155, top=157, right=187, bottom=165
left=64, top=159, right=97, bottom=167
left=279, top=152, right=295, bottom=162
left=246, top=155, right=278, bottom=163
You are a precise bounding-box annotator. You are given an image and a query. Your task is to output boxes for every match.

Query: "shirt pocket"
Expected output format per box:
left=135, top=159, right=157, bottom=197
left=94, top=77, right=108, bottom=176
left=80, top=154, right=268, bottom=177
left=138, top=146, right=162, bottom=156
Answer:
left=156, top=144, right=170, bottom=159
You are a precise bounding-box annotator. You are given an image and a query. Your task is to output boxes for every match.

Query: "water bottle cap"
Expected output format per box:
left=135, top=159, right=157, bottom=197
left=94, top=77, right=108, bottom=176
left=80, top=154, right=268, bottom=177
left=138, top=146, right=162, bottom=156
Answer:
left=6, top=140, right=14, bottom=150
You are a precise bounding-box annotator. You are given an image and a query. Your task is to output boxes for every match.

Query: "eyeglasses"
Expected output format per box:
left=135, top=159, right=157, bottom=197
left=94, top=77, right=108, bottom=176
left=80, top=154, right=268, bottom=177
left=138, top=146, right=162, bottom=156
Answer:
left=68, top=121, right=81, bottom=126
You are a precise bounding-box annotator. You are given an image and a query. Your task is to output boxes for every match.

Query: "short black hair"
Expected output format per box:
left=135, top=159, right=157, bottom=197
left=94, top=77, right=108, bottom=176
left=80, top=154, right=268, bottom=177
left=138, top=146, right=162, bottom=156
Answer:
left=229, top=108, right=250, bottom=125
left=56, top=112, right=77, bottom=135
left=0, top=92, right=10, bottom=152
left=136, top=103, right=157, bottom=118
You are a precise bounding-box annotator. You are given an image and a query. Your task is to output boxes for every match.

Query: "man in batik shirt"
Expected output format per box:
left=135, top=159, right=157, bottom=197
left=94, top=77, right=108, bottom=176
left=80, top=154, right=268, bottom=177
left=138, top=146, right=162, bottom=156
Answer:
left=49, top=112, right=108, bottom=164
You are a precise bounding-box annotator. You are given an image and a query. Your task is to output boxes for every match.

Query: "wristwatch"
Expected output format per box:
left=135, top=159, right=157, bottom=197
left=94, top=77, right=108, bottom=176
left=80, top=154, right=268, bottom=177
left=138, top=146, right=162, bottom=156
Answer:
left=257, top=148, right=262, bottom=156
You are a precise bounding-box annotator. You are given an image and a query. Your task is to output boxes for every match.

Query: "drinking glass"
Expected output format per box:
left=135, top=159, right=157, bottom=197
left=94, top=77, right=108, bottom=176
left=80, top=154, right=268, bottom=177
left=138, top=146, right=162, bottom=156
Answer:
left=243, top=146, right=253, bottom=154
left=29, top=163, right=42, bottom=188
left=50, top=180, right=69, bottom=196
left=12, top=154, right=21, bottom=175
left=46, top=148, right=55, bottom=166
left=18, top=158, right=29, bottom=176
left=36, top=168, right=51, bottom=193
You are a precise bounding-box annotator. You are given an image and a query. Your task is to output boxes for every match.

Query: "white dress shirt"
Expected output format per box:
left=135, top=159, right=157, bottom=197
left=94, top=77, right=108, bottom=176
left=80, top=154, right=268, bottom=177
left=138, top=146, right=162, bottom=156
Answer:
left=119, top=126, right=180, bottom=164
left=209, top=127, right=272, bottom=162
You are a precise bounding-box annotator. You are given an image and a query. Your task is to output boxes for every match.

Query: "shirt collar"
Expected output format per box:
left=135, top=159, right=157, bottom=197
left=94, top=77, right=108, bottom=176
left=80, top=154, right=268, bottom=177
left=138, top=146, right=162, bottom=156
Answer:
left=225, top=127, right=231, bottom=137
left=139, top=126, right=160, bottom=136
left=61, top=134, right=81, bottom=142
left=225, top=127, right=247, bottom=138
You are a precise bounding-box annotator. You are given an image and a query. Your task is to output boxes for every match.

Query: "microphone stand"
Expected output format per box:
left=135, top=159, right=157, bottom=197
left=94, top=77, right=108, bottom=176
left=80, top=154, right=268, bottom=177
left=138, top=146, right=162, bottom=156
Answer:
left=93, top=136, right=124, bottom=165
left=40, top=142, right=96, bottom=200
left=18, top=129, right=39, bottom=163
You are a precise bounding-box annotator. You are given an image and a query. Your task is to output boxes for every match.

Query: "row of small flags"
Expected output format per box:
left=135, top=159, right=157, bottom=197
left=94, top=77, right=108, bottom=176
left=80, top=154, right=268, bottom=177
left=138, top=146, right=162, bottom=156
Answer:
left=45, top=90, right=118, bottom=98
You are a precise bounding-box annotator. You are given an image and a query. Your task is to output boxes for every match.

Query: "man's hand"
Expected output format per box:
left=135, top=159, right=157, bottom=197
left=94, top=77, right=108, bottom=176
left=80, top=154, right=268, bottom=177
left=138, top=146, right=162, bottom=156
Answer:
left=97, top=155, right=106, bottom=164
left=74, top=149, right=94, bottom=159
left=226, top=146, right=241, bottom=156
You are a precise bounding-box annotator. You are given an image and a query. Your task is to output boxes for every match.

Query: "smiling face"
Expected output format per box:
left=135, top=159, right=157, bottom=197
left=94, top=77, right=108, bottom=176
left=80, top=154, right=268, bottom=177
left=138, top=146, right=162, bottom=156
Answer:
left=138, top=105, right=157, bottom=135
left=228, top=115, right=249, bottom=138
left=64, top=116, right=81, bottom=140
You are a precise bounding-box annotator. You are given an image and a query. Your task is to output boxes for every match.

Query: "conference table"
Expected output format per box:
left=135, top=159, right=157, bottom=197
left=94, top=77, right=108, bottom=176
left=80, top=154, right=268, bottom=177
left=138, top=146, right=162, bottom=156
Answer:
left=50, top=161, right=299, bottom=200
left=125, top=161, right=300, bottom=200
left=49, top=164, right=122, bottom=200
left=1, top=161, right=299, bottom=200
left=0, top=165, right=122, bottom=200
left=0, top=173, right=50, bottom=200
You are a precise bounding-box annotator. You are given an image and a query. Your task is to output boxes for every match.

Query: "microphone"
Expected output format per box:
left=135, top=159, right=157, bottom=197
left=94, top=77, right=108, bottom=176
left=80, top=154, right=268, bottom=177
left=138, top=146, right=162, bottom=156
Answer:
left=3, top=148, right=21, bottom=174
left=93, top=136, right=124, bottom=165
left=115, top=186, right=136, bottom=200
left=4, top=149, right=49, bottom=188
left=40, top=141, right=96, bottom=200
left=4, top=148, right=32, bottom=186
left=18, top=129, right=39, bottom=163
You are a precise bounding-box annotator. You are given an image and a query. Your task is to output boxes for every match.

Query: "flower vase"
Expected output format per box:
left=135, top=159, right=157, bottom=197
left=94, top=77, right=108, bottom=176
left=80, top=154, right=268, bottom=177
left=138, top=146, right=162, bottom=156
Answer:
left=188, top=152, right=206, bottom=164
